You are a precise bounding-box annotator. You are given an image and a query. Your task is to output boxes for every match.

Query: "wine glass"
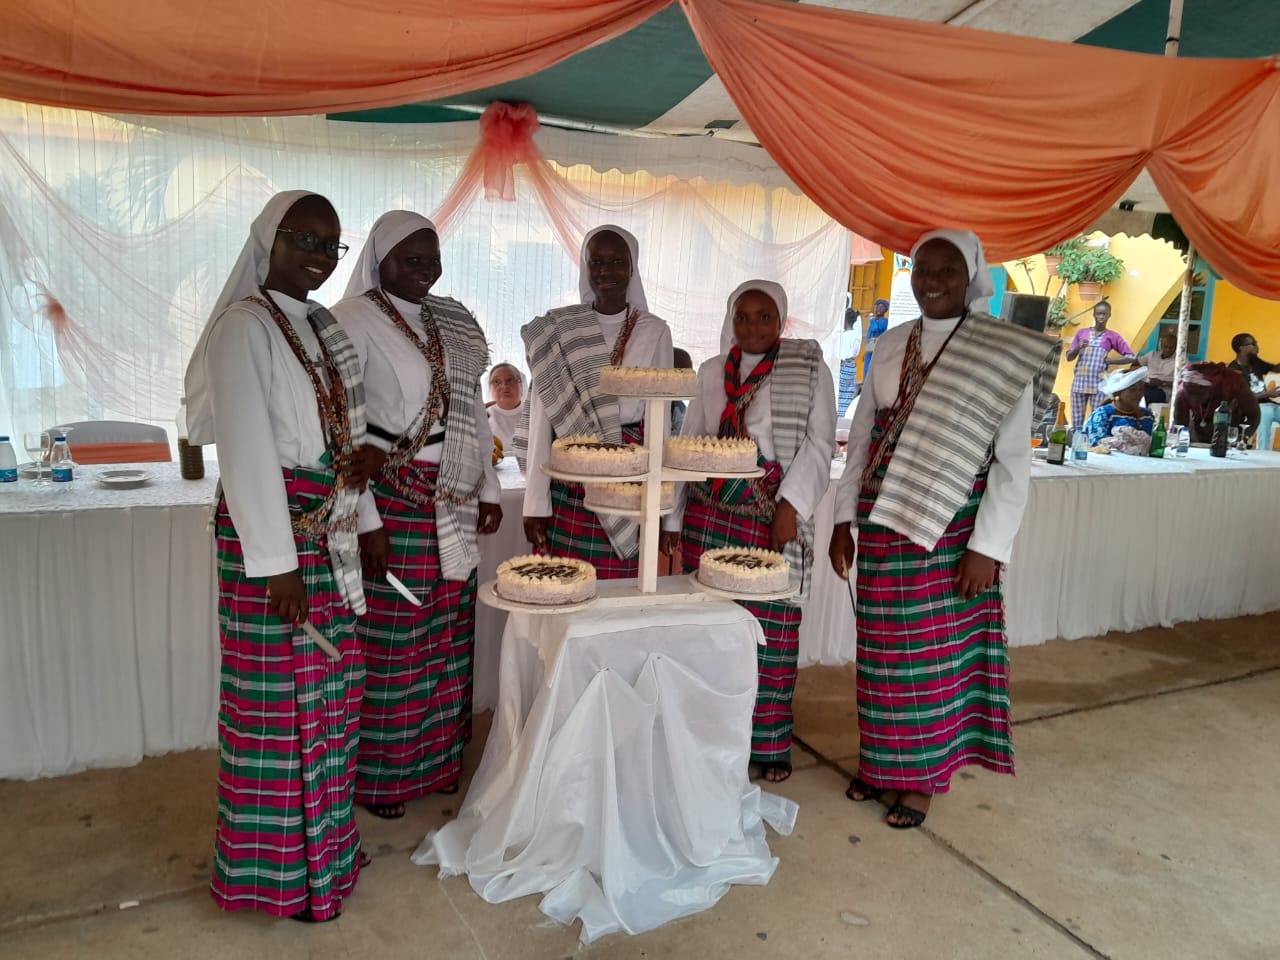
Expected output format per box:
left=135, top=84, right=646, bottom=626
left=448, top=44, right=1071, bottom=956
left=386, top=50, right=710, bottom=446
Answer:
left=1227, top=426, right=1241, bottom=456
left=23, top=431, right=50, bottom=485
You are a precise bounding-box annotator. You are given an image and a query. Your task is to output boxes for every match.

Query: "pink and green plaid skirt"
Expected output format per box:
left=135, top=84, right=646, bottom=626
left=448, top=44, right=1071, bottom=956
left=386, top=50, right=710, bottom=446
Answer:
left=356, top=462, right=477, bottom=804
left=854, top=415, right=1013, bottom=795
left=211, top=464, right=365, bottom=920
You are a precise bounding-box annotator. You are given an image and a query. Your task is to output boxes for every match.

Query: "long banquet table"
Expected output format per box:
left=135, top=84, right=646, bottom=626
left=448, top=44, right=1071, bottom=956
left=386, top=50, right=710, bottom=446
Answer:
left=3, top=451, right=1278, bottom=779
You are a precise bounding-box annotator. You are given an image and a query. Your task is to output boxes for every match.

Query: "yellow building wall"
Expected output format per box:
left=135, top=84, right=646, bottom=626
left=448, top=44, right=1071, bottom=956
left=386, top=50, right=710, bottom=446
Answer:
left=1002, top=233, right=1186, bottom=401
left=1205, top=282, right=1280, bottom=363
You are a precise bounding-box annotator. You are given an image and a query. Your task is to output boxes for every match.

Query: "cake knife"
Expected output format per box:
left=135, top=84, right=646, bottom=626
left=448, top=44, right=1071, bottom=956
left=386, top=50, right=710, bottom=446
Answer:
left=386, top=571, right=423, bottom=607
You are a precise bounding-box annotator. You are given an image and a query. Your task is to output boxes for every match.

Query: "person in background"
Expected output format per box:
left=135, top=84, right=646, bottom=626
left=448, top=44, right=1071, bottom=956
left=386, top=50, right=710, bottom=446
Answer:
left=1227, top=333, right=1280, bottom=448
left=837, top=304, right=863, bottom=416
left=486, top=362, right=524, bottom=455
left=518, top=225, right=673, bottom=577
left=1084, top=367, right=1155, bottom=455
left=1065, top=301, right=1135, bottom=426
left=828, top=229, right=1060, bottom=830
left=331, top=210, right=501, bottom=820
left=1138, top=326, right=1178, bottom=406
left=184, top=190, right=378, bottom=922
left=662, top=280, right=835, bottom=783
left=1173, top=361, right=1260, bottom=444
left=670, top=347, right=693, bottom=436
left=863, top=299, right=889, bottom=380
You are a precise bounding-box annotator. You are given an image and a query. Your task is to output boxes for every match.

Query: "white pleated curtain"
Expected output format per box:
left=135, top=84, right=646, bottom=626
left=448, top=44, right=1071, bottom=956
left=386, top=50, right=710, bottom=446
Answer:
left=0, top=99, right=852, bottom=446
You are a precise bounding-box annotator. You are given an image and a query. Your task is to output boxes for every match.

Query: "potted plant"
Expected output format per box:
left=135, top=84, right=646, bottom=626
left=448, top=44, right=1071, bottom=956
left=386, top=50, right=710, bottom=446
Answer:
left=1044, top=297, right=1069, bottom=332
left=1044, top=237, right=1086, bottom=277
left=1056, top=246, right=1125, bottom=301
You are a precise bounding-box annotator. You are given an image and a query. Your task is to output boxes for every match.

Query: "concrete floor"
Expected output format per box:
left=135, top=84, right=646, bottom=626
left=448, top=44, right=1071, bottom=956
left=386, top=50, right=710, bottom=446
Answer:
left=2, top=613, right=1278, bottom=959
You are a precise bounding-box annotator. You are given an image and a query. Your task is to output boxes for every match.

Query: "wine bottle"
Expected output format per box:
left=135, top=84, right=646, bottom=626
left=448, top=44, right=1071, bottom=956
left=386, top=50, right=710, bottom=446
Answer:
left=1046, top=404, right=1068, bottom=465
left=1149, top=414, right=1167, bottom=458
left=1210, top=401, right=1230, bottom=458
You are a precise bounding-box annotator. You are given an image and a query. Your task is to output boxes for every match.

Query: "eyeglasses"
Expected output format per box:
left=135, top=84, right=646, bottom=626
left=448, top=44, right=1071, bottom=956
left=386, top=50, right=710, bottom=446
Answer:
left=277, top=228, right=349, bottom=260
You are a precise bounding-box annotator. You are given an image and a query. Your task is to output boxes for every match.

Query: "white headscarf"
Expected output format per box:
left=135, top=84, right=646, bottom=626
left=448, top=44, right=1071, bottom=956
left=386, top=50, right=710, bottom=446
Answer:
left=720, top=279, right=789, bottom=355
left=185, top=189, right=322, bottom=445
left=910, top=229, right=996, bottom=305
left=578, top=224, right=649, bottom=313
left=343, top=209, right=438, bottom=299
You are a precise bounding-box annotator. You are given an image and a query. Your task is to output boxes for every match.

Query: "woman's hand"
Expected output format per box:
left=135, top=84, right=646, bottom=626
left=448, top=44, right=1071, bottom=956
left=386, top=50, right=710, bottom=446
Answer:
left=478, top=502, right=503, bottom=535
left=523, top=516, right=549, bottom=551
left=955, top=549, right=997, bottom=600
left=340, top=445, right=386, bottom=491
left=659, top=531, right=681, bottom=556
left=771, top=498, right=799, bottom=551
left=359, top=528, right=391, bottom=578
left=266, top=569, right=309, bottom=624
left=828, top=522, right=855, bottom=579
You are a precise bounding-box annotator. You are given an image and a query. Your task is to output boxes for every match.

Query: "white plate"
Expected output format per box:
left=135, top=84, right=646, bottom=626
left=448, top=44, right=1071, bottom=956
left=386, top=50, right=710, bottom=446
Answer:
left=95, top=469, right=153, bottom=489
left=661, top=466, right=765, bottom=481
left=603, top=387, right=695, bottom=399
left=477, top=579, right=597, bottom=615
left=541, top=464, right=648, bottom=483
left=687, top=571, right=801, bottom=602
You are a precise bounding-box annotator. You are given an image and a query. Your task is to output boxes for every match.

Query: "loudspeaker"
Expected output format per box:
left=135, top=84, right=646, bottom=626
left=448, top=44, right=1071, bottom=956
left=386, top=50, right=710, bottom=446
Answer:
left=1001, top=293, right=1050, bottom=332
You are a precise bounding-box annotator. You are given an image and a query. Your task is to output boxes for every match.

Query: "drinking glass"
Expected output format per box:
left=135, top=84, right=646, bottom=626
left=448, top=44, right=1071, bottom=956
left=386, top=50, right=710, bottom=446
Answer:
left=1227, top=427, right=1241, bottom=456
left=23, top=431, right=50, bottom=484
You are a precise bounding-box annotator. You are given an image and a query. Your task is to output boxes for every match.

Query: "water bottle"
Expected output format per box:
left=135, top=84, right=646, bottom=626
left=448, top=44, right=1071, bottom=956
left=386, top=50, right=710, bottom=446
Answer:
left=1210, top=401, right=1230, bottom=458
left=1174, top=426, right=1190, bottom=458
left=50, top=434, right=74, bottom=482
left=1071, top=428, right=1089, bottom=462
left=0, top=435, right=17, bottom=484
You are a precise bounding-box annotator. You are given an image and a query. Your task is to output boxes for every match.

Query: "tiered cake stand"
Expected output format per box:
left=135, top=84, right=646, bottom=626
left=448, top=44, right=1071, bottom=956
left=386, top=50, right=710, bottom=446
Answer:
left=480, top=389, right=799, bottom=613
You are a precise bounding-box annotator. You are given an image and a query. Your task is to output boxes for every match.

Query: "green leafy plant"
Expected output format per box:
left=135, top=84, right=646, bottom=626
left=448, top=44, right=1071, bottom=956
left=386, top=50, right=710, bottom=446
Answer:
left=1044, top=237, right=1086, bottom=258
left=1045, top=297, right=1069, bottom=329
left=1056, top=246, right=1125, bottom=285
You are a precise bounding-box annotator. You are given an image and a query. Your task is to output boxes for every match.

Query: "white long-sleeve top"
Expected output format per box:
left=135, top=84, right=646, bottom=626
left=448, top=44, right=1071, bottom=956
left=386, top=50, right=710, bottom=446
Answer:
left=524, top=309, right=674, bottom=517
left=204, top=289, right=380, bottom=578
left=664, top=351, right=837, bottom=532
left=331, top=292, right=498, bottom=503
left=832, top=315, right=1034, bottom=564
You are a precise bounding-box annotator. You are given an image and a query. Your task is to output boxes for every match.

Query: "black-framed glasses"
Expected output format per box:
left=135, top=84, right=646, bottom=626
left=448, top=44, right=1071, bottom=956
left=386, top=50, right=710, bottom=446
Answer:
left=277, top=228, right=349, bottom=260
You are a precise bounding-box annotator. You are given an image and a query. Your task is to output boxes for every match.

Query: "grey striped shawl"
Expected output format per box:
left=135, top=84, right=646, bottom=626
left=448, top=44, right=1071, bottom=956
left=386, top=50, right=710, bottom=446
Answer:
left=520, top=304, right=636, bottom=558
left=421, top=294, right=491, bottom=582
left=768, top=339, right=827, bottom=605
left=867, top=312, right=1061, bottom=552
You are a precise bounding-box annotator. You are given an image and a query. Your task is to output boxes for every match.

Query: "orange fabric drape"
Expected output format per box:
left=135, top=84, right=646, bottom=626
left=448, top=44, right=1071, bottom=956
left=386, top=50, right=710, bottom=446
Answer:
left=2, top=0, right=1279, bottom=298
left=679, top=0, right=1280, bottom=298
left=67, top=442, right=172, bottom=464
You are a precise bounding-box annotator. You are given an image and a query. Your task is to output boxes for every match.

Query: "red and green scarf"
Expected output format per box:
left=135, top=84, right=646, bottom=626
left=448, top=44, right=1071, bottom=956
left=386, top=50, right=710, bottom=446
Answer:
left=718, top=339, right=781, bottom=439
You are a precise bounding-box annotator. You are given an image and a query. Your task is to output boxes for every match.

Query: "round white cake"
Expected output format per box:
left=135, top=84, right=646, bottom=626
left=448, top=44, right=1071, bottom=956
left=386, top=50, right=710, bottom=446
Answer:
left=583, top=481, right=675, bottom=513
left=496, top=555, right=597, bottom=605
left=665, top=436, right=758, bottom=473
left=697, top=547, right=790, bottom=594
left=549, top=435, right=648, bottom=477
left=599, top=365, right=696, bottom=398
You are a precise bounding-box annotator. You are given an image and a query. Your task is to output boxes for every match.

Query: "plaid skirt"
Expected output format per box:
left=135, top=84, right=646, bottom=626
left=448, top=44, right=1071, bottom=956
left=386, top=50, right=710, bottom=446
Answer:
left=356, top=462, right=477, bottom=804
left=854, top=417, right=1013, bottom=795
left=545, top=422, right=644, bottom=580
left=681, top=461, right=801, bottom=764
left=211, top=466, right=365, bottom=920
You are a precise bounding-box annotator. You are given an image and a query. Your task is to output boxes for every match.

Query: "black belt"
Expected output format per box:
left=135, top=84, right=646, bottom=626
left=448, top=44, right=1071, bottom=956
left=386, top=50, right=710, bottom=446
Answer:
left=368, top=423, right=446, bottom=451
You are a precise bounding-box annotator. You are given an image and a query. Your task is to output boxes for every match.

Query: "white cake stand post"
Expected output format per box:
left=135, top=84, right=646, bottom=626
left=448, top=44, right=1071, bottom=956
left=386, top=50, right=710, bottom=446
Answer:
left=637, top=396, right=669, bottom=594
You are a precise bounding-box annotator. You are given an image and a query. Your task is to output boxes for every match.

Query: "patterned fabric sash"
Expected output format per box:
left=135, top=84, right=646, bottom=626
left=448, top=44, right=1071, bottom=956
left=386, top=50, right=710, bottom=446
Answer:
left=362, top=289, right=451, bottom=457
left=519, top=303, right=635, bottom=556
left=364, top=290, right=490, bottom=582
left=246, top=293, right=368, bottom=615
left=719, top=340, right=780, bottom=438
left=866, top=311, right=1061, bottom=552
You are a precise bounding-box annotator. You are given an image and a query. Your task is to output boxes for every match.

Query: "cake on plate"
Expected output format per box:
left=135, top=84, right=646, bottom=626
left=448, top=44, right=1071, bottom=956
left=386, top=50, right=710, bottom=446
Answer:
left=495, top=555, right=597, bottom=605
left=583, top=481, right=675, bottom=513
left=599, top=365, right=696, bottom=397
left=665, top=436, right=758, bottom=473
left=549, top=435, right=648, bottom=476
left=697, top=547, right=790, bottom=594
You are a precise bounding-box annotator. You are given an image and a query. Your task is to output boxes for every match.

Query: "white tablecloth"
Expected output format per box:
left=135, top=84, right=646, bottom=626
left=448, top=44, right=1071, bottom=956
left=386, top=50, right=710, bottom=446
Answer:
left=411, top=599, right=798, bottom=943
left=475, top=459, right=532, bottom=712
left=0, top=462, right=221, bottom=779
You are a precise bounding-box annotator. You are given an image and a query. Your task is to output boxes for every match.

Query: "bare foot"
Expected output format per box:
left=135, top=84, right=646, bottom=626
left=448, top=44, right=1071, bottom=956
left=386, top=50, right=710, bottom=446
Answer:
left=885, top=791, right=931, bottom=829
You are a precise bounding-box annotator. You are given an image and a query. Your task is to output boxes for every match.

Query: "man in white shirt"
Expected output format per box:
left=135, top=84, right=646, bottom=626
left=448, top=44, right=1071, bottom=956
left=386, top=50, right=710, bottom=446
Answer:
left=1138, top=326, right=1178, bottom=405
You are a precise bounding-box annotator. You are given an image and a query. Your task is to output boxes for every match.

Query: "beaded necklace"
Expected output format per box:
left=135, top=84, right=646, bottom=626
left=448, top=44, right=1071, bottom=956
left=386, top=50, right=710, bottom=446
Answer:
left=606, top=306, right=641, bottom=366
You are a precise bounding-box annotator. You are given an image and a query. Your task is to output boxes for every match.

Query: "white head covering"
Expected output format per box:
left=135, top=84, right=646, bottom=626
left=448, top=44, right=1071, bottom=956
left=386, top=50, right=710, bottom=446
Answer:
left=185, top=189, right=325, bottom=445
left=578, top=224, right=648, bottom=312
left=910, top=229, right=996, bottom=305
left=720, top=279, right=789, bottom=355
left=1100, top=366, right=1149, bottom=396
left=343, top=210, right=438, bottom=299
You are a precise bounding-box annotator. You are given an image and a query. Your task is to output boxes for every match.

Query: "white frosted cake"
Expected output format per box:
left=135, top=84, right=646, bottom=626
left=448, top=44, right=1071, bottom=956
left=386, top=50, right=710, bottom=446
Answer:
left=697, top=547, right=790, bottom=594
left=496, top=555, right=597, bottom=605
left=583, top=481, right=675, bottom=513
left=665, top=436, right=758, bottom=473
left=549, top=435, right=647, bottom=476
left=600, top=365, right=696, bottom=397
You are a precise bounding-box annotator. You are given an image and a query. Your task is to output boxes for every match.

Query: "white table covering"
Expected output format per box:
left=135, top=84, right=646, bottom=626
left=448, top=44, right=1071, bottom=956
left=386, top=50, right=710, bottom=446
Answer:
left=412, top=599, right=797, bottom=943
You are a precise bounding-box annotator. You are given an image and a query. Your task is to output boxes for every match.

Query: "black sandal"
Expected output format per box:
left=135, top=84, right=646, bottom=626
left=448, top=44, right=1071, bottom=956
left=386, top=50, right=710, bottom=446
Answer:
left=758, top=760, right=792, bottom=783
left=362, top=802, right=406, bottom=820
left=845, top=776, right=883, bottom=803
left=885, top=801, right=927, bottom=830
left=290, top=908, right=341, bottom=924
left=358, top=851, right=372, bottom=869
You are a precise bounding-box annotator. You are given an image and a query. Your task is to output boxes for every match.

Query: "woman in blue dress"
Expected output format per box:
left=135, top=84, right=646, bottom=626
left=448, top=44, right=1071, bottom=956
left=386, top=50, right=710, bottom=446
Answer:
left=1084, top=367, right=1154, bottom=455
